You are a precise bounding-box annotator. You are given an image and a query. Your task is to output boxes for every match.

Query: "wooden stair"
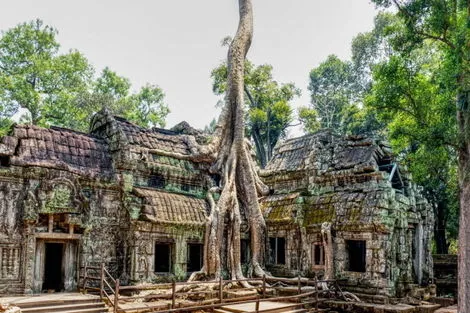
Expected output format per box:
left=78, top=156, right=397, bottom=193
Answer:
left=12, top=296, right=107, bottom=313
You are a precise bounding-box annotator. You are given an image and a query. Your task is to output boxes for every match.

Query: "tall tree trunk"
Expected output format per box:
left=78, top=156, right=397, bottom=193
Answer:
left=457, top=3, right=470, bottom=305
left=434, top=200, right=449, bottom=254
left=458, top=102, right=470, bottom=312
left=321, top=222, right=334, bottom=280
left=188, top=0, right=269, bottom=282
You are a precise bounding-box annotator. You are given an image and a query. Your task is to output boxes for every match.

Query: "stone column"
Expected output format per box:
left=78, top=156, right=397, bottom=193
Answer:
left=63, top=241, right=77, bottom=291
left=174, top=235, right=187, bottom=279
left=32, top=240, right=45, bottom=293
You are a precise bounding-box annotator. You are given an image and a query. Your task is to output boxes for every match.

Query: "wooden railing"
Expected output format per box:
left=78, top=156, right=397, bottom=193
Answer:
left=81, top=264, right=345, bottom=313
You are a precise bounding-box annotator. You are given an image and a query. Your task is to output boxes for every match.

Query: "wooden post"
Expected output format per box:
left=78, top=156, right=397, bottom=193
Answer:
left=100, top=262, right=104, bottom=301
left=114, top=279, right=120, bottom=313
left=219, top=277, right=223, bottom=303
left=314, top=276, right=318, bottom=312
left=171, top=280, right=176, bottom=309
left=262, top=275, right=266, bottom=298
left=255, top=297, right=260, bottom=313
left=297, top=275, right=301, bottom=295
left=82, top=263, right=88, bottom=292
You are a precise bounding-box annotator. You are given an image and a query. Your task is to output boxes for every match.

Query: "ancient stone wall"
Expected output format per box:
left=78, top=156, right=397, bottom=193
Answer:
left=260, top=131, right=434, bottom=297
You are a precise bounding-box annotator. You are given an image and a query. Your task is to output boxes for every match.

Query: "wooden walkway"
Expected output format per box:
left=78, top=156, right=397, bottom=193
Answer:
left=217, top=301, right=299, bottom=313
left=0, top=292, right=100, bottom=306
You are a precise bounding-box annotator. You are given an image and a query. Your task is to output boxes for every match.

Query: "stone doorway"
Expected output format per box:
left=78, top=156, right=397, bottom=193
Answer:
left=33, top=239, right=78, bottom=293
left=43, top=243, right=64, bottom=291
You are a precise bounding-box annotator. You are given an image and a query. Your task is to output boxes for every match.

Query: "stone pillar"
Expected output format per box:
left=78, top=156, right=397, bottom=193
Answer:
left=174, top=235, right=187, bottom=279
left=63, top=241, right=77, bottom=291
left=32, top=240, right=45, bottom=293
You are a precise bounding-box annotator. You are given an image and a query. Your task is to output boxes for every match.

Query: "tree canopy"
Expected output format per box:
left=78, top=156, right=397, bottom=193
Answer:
left=369, top=1, right=469, bottom=309
left=211, top=60, right=300, bottom=168
left=0, top=19, right=169, bottom=133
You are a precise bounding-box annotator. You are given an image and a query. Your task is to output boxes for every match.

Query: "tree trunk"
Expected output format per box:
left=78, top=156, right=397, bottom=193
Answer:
left=188, top=0, right=269, bottom=282
left=458, top=104, right=470, bottom=312
left=434, top=200, right=449, bottom=254
left=321, top=222, right=334, bottom=280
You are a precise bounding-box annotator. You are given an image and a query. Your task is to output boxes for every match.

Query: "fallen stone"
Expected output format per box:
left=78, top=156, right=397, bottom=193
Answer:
left=0, top=303, right=21, bottom=313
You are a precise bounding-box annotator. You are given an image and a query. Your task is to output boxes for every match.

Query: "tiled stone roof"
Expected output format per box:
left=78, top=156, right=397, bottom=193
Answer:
left=133, top=187, right=208, bottom=225
left=260, top=192, right=300, bottom=224
left=115, top=117, right=192, bottom=155
left=0, top=124, right=112, bottom=176
left=264, top=130, right=388, bottom=174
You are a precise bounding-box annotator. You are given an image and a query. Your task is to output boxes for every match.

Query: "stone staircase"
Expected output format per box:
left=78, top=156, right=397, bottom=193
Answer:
left=11, top=295, right=107, bottom=313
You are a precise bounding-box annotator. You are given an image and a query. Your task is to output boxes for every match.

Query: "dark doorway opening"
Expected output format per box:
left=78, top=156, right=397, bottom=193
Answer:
left=346, top=240, right=366, bottom=272
left=313, top=243, right=324, bottom=266
left=187, top=243, right=203, bottom=272
left=43, top=243, right=63, bottom=291
left=155, top=243, right=172, bottom=273
left=240, top=239, right=250, bottom=264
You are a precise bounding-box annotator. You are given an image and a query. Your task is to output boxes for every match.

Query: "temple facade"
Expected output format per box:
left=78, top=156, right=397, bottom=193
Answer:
left=0, top=110, right=433, bottom=297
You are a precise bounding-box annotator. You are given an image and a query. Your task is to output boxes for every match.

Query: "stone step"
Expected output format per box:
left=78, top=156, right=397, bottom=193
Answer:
left=13, top=297, right=101, bottom=309
left=21, top=302, right=106, bottom=313
left=416, top=304, right=441, bottom=313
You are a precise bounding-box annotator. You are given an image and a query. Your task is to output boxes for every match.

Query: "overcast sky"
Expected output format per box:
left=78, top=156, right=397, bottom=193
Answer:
left=0, top=0, right=378, bottom=135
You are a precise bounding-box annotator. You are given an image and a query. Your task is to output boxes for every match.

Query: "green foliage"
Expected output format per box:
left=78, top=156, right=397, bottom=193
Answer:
left=307, top=55, right=354, bottom=130
left=0, top=19, right=93, bottom=129
left=0, top=19, right=170, bottom=132
left=300, top=54, right=383, bottom=136
left=211, top=60, right=300, bottom=168
left=364, top=13, right=460, bottom=251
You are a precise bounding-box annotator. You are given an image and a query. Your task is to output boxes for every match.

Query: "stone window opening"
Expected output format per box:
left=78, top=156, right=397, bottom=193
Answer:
left=36, top=214, right=75, bottom=234
left=378, top=158, right=406, bottom=194
left=346, top=240, right=366, bottom=272
left=154, top=243, right=173, bottom=273
left=187, top=243, right=203, bottom=272
left=0, top=156, right=10, bottom=167
left=269, top=237, right=286, bottom=265
left=148, top=174, right=165, bottom=189
left=312, top=243, right=325, bottom=266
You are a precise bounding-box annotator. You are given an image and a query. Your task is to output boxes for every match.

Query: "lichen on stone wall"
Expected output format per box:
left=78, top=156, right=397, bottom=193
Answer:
left=43, top=184, right=73, bottom=213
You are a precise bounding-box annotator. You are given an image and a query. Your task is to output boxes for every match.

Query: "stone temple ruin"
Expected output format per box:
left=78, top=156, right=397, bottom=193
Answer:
left=0, top=109, right=433, bottom=299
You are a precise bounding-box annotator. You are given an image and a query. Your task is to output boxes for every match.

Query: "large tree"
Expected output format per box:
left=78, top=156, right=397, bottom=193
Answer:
left=370, top=0, right=470, bottom=309
left=179, top=0, right=270, bottom=281
left=90, top=67, right=169, bottom=129
left=0, top=20, right=170, bottom=132
left=367, top=47, right=459, bottom=254
left=299, top=55, right=378, bottom=135
left=211, top=61, right=300, bottom=168
left=0, top=19, right=93, bottom=127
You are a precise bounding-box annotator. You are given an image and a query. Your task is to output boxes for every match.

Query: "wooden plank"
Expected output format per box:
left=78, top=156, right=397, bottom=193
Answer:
left=221, top=301, right=297, bottom=313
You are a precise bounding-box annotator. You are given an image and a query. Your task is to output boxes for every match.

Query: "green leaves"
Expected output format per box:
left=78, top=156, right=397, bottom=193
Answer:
left=211, top=60, right=300, bottom=168
left=300, top=54, right=379, bottom=135
left=0, top=19, right=169, bottom=133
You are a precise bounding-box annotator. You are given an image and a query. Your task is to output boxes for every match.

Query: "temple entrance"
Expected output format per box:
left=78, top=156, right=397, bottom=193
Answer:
left=33, top=239, right=79, bottom=293
left=43, top=243, right=64, bottom=291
